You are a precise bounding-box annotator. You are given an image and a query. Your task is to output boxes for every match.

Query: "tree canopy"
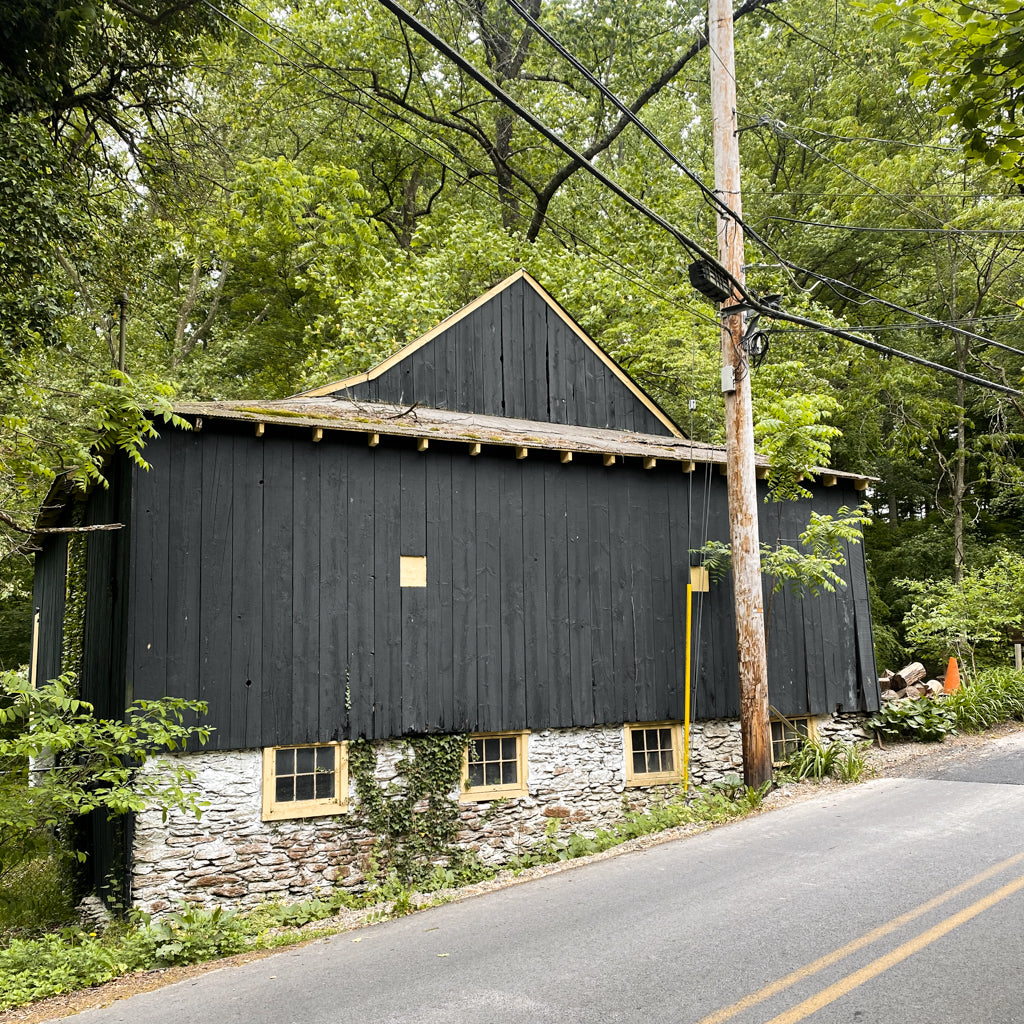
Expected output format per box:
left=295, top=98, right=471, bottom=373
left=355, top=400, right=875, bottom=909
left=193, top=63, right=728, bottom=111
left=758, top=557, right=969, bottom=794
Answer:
left=1, top=0, right=1022, bottom=671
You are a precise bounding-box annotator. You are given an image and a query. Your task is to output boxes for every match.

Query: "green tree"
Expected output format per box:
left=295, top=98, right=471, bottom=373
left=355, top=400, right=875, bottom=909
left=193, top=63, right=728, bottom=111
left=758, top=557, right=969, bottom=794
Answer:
left=899, top=550, right=1024, bottom=673
left=0, top=670, right=211, bottom=891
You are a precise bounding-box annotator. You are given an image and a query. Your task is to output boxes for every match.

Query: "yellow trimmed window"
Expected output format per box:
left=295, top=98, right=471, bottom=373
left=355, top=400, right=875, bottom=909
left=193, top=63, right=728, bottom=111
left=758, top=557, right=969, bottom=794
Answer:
left=771, top=717, right=814, bottom=763
left=261, top=742, right=348, bottom=821
left=625, top=722, right=683, bottom=786
left=461, top=732, right=529, bottom=800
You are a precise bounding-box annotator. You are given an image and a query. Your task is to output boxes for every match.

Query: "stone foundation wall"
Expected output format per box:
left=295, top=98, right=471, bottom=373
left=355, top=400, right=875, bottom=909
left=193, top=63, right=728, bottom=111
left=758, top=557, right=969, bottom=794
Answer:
left=132, top=713, right=868, bottom=914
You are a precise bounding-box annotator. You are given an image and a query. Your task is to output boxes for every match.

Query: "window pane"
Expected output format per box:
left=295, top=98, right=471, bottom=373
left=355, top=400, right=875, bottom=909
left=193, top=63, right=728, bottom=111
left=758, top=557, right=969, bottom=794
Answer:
left=646, top=751, right=662, bottom=774
left=468, top=762, right=484, bottom=788
left=633, top=750, right=646, bottom=774
left=485, top=762, right=502, bottom=786
left=502, top=760, right=518, bottom=785
left=276, top=748, right=294, bottom=775
left=315, top=771, right=335, bottom=800
left=316, top=746, right=335, bottom=772
left=501, top=737, right=517, bottom=761
left=659, top=728, right=672, bottom=750
left=276, top=776, right=293, bottom=802
left=295, top=747, right=315, bottom=773
left=484, top=738, right=500, bottom=762
left=661, top=747, right=674, bottom=771
left=295, top=773, right=315, bottom=801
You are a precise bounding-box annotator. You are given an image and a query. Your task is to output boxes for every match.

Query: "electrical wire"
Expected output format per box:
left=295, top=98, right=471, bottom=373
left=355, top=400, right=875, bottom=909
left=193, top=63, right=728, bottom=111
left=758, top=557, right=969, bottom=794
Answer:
left=201, top=0, right=722, bottom=337
left=207, top=0, right=1023, bottom=397
left=759, top=216, right=1024, bottom=237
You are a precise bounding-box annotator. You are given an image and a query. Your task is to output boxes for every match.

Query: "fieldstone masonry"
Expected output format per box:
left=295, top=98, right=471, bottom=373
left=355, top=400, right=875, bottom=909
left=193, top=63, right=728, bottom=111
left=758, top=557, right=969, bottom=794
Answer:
left=132, top=713, right=868, bottom=914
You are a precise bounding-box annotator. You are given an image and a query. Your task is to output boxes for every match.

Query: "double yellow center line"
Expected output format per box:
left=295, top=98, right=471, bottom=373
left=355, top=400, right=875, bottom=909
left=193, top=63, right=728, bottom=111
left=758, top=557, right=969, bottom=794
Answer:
left=695, top=850, right=1024, bottom=1024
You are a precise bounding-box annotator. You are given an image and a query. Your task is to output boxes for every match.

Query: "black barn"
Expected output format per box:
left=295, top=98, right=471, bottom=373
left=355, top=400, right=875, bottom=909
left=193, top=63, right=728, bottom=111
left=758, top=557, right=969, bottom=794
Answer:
left=33, top=271, right=879, bottom=752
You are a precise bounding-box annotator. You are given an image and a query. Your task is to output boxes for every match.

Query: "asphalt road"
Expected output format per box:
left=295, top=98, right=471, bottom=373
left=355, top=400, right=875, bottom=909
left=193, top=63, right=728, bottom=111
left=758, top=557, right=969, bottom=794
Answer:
left=63, top=733, right=1024, bottom=1024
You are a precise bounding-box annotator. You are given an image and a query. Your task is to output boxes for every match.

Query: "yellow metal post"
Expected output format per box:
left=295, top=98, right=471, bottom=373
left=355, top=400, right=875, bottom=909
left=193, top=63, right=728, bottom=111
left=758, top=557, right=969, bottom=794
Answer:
left=683, top=583, right=693, bottom=790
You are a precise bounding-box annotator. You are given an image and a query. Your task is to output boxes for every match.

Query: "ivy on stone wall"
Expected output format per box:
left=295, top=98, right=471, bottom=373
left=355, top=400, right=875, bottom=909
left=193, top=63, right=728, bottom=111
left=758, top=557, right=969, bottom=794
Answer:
left=348, top=734, right=468, bottom=882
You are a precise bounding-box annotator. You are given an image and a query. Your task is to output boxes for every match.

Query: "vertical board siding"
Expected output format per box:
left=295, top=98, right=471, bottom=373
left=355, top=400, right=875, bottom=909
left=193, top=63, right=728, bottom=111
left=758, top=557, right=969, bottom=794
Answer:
left=474, top=458, right=501, bottom=730
left=373, top=446, right=402, bottom=739
left=32, top=535, right=67, bottom=690
left=166, top=433, right=203, bottom=723
left=586, top=468, right=613, bottom=724
left=260, top=438, right=292, bottom=746
left=117, top=423, right=879, bottom=745
left=400, top=451, right=428, bottom=733
left=230, top=435, right=263, bottom=747
left=498, top=460, right=527, bottom=729
left=521, top=463, right=549, bottom=726
left=565, top=469, right=595, bottom=725
left=129, top=441, right=170, bottom=702
left=333, top=280, right=676, bottom=436
left=426, top=453, right=455, bottom=731
left=319, top=438, right=348, bottom=740
left=345, top=445, right=376, bottom=738
left=541, top=462, right=571, bottom=726
left=449, top=456, right=478, bottom=731
left=291, top=445, right=320, bottom=745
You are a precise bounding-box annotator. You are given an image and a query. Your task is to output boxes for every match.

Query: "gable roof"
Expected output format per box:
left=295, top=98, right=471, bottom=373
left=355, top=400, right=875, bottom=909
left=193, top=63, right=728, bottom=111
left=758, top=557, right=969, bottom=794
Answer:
left=297, top=270, right=683, bottom=438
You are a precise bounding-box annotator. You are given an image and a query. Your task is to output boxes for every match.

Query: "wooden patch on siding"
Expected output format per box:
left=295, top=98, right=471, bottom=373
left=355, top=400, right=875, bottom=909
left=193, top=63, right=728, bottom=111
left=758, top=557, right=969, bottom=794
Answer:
left=400, top=555, right=427, bottom=587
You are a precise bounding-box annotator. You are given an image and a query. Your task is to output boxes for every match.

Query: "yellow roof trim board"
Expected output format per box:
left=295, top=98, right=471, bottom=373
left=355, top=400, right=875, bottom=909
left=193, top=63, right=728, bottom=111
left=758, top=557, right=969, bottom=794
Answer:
left=295, top=269, right=684, bottom=438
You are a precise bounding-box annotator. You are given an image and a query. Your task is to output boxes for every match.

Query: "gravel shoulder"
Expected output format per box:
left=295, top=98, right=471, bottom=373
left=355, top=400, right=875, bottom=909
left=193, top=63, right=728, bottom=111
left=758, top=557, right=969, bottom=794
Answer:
left=7, top=721, right=1023, bottom=1024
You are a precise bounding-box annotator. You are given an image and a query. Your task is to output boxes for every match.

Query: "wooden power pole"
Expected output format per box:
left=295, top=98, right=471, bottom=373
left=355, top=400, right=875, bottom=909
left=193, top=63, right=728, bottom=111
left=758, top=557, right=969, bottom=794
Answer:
left=708, top=0, right=773, bottom=788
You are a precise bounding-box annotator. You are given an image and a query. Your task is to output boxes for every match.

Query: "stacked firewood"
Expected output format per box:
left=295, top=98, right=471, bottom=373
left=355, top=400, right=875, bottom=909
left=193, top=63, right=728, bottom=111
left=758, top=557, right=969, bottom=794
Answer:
left=878, top=662, right=945, bottom=702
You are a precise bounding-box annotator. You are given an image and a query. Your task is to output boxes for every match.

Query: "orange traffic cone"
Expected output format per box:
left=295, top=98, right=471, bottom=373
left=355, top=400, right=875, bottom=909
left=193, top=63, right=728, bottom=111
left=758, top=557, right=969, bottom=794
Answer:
left=943, top=657, right=961, bottom=693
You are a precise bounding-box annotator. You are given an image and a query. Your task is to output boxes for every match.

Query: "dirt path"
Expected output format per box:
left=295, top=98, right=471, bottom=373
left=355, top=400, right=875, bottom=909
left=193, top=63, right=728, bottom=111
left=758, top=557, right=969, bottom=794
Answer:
left=6, top=722, right=1022, bottom=1024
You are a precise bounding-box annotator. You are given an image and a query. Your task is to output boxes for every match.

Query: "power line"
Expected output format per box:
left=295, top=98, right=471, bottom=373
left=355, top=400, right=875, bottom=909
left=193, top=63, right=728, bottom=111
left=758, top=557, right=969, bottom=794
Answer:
left=491, top=0, right=1024, bottom=386
left=760, top=216, right=1024, bottom=237
left=208, top=0, right=1022, bottom=397
left=202, top=0, right=714, bottom=323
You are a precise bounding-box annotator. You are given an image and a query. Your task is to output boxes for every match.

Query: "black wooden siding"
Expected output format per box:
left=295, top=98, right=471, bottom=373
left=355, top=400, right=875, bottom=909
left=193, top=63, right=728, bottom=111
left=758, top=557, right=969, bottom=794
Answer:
left=122, top=425, right=877, bottom=749
left=336, top=277, right=675, bottom=437
left=81, top=459, right=132, bottom=719
left=31, top=535, right=67, bottom=686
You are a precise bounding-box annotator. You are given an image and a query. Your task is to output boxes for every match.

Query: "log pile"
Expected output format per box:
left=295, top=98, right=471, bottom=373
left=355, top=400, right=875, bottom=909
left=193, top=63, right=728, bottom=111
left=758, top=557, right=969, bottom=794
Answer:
left=878, top=662, right=945, bottom=702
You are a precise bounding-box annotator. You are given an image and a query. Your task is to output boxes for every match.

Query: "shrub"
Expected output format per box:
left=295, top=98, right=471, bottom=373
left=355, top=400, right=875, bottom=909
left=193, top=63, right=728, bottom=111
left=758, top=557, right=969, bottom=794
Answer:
left=867, top=696, right=956, bottom=742
left=947, top=667, right=1024, bottom=733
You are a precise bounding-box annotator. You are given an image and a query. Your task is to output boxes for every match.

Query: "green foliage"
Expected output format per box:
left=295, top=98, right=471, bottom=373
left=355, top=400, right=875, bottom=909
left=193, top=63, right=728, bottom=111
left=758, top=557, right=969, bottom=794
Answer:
left=0, top=671, right=211, bottom=887
left=780, top=738, right=870, bottom=783
left=873, top=0, right=1024, bottom=181
left=899, top=551, right=1024, bottom=673
left=946, top=667, right=1024, bottom=733
left=0, top=929, right=152, bottom=1011
left=347, top=735, right=468, bottom=884
left=0, top=853, right=76, bottom=937
left=867, top=696, right=957, bottom=742
left=754, top=391, right=843, bottom=501
left=696, top=504, right=872, bottom=598
left=508, top=778, right=771, bottom=871
left=136, top=902, right=247, bottom=967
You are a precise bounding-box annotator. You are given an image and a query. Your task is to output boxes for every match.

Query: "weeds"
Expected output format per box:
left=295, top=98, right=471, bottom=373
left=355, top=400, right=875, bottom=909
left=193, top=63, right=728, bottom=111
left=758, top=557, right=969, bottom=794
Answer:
left=779, top=738, right=870, bottom=783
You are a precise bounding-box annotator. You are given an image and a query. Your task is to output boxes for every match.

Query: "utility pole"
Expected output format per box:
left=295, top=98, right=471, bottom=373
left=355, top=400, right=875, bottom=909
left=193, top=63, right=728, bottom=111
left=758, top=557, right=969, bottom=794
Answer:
left=708, top=0, right=773, bottom=788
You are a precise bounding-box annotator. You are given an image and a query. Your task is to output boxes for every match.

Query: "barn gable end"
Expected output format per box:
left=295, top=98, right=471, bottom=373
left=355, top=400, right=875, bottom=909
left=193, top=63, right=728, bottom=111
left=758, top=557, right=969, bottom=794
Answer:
left=301, top=270, right=681, bottom=437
